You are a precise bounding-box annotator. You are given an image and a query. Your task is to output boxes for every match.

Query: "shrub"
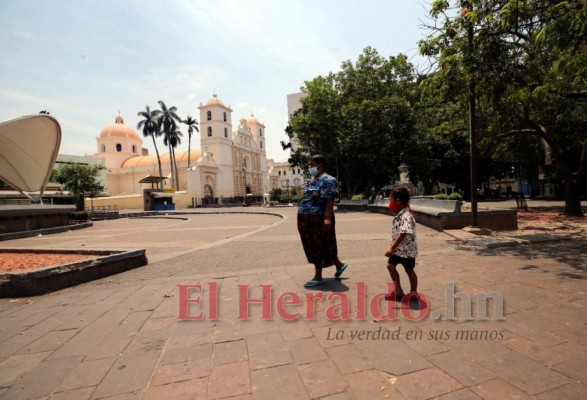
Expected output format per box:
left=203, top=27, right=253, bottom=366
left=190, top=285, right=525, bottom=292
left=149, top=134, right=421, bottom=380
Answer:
left=351, top=194, right=363, bottom=200
left=433, top=193, right=449, bottom=200
left=448, top=192, right=463, bottom=201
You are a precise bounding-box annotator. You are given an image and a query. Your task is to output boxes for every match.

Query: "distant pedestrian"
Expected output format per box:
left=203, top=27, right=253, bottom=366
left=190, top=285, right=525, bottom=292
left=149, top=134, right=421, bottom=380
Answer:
left=384, top=188, right=418, bottom=300
left=297, top=155, right=348, bottom=288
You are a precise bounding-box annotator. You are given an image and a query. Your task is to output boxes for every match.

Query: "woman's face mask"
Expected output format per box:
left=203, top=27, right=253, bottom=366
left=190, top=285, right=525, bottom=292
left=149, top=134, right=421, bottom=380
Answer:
left=308, top=167, right=319, bottom=176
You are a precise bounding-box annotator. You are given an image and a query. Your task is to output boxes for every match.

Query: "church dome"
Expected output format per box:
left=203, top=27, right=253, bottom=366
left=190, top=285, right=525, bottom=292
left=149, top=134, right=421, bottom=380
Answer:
left=99, top=116, right=141, bottom=141
left=206, top=93, right=225, bottom=106
left=246, top=113, right=264, bottom=127
left=121, top=149, right=201, bottom=168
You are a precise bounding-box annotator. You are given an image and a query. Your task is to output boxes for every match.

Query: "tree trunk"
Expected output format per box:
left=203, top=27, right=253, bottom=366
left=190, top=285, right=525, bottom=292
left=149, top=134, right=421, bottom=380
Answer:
left=151, top=135, right=163, bottom=188
left=173, top=147, right=180, bottom=190
left=187, top=133, right=192, bottom=169
left=563, top=175, right=584, bottom=217
left=75, top=195, right=85, bottom=212
left=168, top=144, right=174, bottom=190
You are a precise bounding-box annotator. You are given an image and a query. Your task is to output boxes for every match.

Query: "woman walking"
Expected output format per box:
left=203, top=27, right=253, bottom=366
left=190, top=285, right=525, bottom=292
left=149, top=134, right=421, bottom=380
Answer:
left=297, top=155, right=349, bottom=288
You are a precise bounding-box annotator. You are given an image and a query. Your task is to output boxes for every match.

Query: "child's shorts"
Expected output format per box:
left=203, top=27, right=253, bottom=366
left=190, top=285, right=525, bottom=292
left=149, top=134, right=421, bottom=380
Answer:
left=388, top=255, right=416, bottom=269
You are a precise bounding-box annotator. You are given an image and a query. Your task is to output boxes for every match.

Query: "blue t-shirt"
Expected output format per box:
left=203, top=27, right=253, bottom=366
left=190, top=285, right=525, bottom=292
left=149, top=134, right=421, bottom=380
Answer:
left=298, top=174, right=338, bottom=216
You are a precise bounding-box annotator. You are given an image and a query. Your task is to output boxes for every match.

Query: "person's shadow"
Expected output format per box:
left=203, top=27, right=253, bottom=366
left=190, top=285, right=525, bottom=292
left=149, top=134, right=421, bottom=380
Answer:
left=304, top=277, right=350, bottom=292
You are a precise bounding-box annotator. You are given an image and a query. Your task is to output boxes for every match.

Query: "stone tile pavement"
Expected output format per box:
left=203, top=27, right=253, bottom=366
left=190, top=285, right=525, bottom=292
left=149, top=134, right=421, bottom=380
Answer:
left=0, top=207, right=586, bottom=399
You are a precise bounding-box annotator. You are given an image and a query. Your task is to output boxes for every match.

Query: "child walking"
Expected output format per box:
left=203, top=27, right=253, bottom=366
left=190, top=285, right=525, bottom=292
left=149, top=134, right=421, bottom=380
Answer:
left=384, top=188, right=418, bottom=301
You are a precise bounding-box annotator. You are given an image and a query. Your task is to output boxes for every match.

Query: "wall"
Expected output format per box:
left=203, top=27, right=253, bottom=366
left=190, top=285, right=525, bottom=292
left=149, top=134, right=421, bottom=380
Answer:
left=86, top=192, right=194, bottom=210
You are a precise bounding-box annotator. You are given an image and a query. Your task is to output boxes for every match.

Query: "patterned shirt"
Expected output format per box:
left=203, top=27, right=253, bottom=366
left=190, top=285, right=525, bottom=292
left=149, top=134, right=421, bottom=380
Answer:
left=298, top=174, right=337, bottom=216
left=391, top=207, right=418, bottom=258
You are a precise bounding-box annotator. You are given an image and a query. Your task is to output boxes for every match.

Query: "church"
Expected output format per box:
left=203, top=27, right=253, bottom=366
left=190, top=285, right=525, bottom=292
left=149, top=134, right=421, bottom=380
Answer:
left=88, top=94, right=270, bottom=206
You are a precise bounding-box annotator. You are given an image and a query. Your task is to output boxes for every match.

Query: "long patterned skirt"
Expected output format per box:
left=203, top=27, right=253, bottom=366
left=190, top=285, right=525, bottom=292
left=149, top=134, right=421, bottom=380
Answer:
left=297, top=213, right=338, bottom=269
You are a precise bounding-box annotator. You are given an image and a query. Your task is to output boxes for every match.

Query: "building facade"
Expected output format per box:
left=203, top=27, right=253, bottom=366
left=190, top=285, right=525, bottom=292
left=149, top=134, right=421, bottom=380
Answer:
left=286, top=92, right=304, bottom=154
left=267, top=159, right=305, bottom=197
left=88, top=94, right=269, bottom=204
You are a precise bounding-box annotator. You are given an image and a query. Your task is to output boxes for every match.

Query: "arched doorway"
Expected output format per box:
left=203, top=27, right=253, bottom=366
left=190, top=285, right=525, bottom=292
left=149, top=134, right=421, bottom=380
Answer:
left=204, top=184, right=214, bottom=205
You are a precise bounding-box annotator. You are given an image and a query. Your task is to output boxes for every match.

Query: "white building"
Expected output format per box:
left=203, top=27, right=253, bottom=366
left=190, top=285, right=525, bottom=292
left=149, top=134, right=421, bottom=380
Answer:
left=88, top=94, right=269, bottom=204
left=286, top=92, right=304, bottom=154
left=267, top=159, right=305, bottom=197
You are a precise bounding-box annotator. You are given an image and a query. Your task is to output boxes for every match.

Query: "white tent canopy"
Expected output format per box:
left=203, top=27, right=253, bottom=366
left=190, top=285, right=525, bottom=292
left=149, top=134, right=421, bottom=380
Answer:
left=0, top=114, right=61, bottom=201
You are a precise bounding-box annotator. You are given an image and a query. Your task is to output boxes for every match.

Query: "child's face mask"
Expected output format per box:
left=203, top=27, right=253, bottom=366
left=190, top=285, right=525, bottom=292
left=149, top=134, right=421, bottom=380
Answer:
left=389, top=200, right=403, bottom=215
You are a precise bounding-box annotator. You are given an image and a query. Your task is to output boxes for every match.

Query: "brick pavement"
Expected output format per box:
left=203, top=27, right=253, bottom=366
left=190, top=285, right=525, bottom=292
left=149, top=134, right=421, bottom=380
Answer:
left=0, top=207, right=586, bottom=399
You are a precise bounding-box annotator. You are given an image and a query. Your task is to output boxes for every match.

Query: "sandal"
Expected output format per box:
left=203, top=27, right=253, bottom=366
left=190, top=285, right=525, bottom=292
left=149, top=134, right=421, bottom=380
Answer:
left=334, top=263, right=349, bottom=279
left=304, top=280, right=325, bottom=288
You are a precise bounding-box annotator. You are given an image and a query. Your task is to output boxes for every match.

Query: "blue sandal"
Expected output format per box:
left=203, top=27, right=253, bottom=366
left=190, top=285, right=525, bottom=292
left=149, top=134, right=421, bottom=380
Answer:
left=304, top=280, right=325, bottom=288
left=334, top=263, right=349, bottom=279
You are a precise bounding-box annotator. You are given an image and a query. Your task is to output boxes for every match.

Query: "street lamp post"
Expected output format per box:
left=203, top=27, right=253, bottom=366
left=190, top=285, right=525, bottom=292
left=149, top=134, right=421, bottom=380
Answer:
left=462, top=1, right=479, bottom=227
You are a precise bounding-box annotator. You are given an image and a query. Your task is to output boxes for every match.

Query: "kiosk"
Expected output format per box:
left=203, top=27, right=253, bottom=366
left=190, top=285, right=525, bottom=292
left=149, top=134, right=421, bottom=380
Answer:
left=139, top=176, right=175, bottom=211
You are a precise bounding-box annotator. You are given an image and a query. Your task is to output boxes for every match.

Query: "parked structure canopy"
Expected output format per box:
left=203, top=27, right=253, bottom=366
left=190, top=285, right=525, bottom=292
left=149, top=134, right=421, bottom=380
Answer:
left=0, top=114, right=61, bottom=202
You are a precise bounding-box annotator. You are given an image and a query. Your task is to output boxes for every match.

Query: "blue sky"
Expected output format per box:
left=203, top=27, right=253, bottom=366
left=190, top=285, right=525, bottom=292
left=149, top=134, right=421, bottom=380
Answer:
left=0, top=0, right=433, bottom=162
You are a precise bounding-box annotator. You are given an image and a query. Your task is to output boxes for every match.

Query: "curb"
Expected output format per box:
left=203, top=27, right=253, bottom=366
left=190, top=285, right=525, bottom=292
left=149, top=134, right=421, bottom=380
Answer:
left=0, top=248, right=147, bottom=297
left=0, top=222, right=93, bottom=242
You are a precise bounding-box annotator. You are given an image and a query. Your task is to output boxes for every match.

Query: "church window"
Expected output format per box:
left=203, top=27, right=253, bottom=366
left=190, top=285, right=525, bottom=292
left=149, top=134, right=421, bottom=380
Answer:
left=260, top=141, right=263, bottom=149
left=207, top=111, right=211, bottom=121
left=207, top=127, right=212, bottom=137
left=132, top=145, right=136, bottom=153
left=116, top=143, right=122, bottom=152
left=278, top=171, right=281, bottom=176
left=224, top=127, right=228, bottom=138
left=223, top=112, right=227, bottom=122
left=101, top=144, right=105, bottom=152
left=259, top=128, right=263, bottom=137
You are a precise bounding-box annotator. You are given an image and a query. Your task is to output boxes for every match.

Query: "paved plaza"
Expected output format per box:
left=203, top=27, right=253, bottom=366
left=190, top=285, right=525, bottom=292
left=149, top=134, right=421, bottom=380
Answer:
left=0, top=206, right=586, bottom=399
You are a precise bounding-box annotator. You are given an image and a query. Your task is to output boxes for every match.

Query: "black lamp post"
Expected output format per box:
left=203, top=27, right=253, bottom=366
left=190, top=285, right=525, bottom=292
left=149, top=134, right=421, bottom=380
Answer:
left=462, top=1, right=479, bottom=227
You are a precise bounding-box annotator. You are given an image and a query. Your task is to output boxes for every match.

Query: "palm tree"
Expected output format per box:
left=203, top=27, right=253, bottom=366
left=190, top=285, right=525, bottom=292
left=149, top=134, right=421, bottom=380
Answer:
left=164, top=127, right=183, bottom=190
left=137, top=106, right=163, bottom=183
left=181, top=115, right=199, bottom=168
left=155, top=100, right=182, bottom=190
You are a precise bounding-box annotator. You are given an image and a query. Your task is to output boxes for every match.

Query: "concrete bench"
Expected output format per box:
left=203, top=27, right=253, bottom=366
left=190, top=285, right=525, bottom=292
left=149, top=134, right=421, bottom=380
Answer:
left=410, top=199, right=462, bottom=216
left=337, top=199, right=369, bottom=211
left=366, top=197, right=517, bottom=231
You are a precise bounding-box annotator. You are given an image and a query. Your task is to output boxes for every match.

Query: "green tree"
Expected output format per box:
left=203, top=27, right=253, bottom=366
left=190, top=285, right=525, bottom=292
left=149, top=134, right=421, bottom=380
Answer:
left=280, top=125, right=309, bottom=168
left=289, top=47, right=421, bottom=198
left=154, top=100, right=182, bottom=190
left=137, top=105, right=163, bottom=181
left=420, top=0, right=586, bottom=215
left=410, top=77, right=544, bottom=196
left=55, top=163, right=105, bottom=211
left=270, top=187, right=283, bottom=201
left=182, top=115, right=199, bottom=169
